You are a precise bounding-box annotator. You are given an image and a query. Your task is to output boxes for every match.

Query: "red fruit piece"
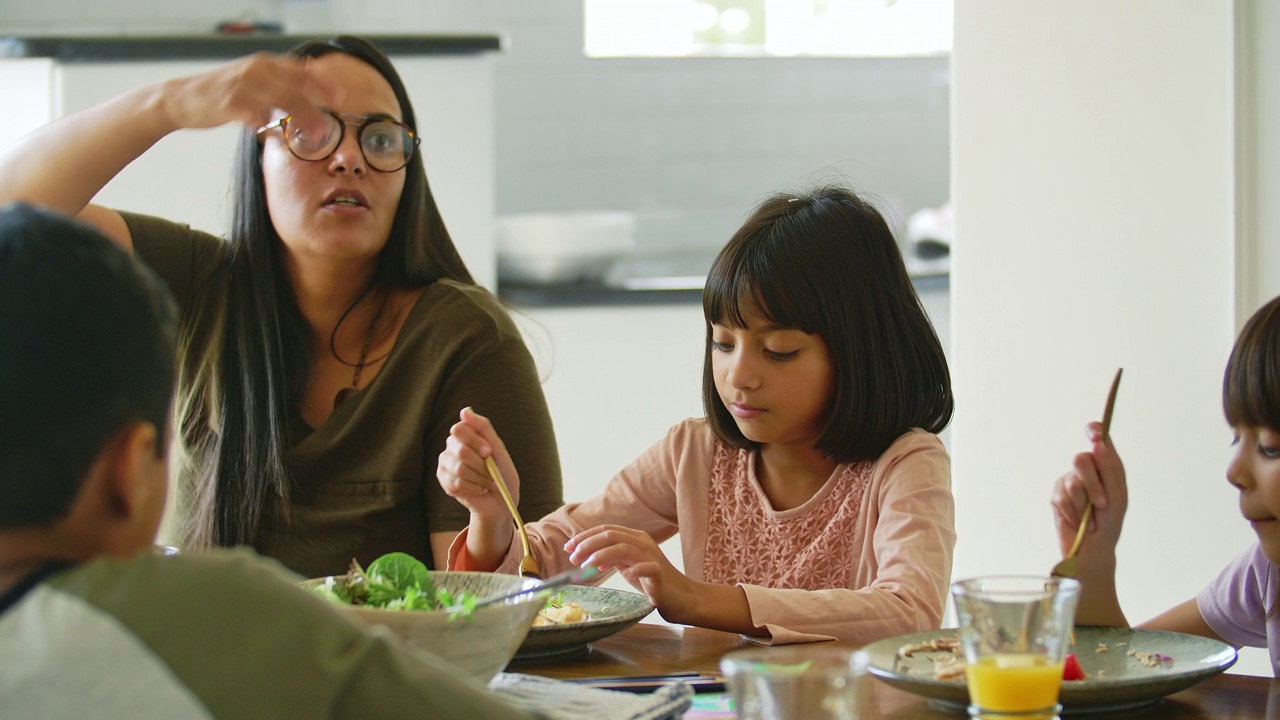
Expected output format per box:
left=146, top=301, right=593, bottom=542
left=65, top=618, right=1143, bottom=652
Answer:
left=1062, top=653, right=1087, bottom=681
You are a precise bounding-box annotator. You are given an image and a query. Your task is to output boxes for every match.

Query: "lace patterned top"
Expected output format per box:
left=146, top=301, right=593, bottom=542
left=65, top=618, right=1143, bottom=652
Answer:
left=702, top=444, right=870, bottom=591
left=450, top=418, right=954, bottom=645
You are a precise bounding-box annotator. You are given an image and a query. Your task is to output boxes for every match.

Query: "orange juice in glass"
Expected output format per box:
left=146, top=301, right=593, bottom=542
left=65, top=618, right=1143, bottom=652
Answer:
left=951, top=576, right=1080, bottom=720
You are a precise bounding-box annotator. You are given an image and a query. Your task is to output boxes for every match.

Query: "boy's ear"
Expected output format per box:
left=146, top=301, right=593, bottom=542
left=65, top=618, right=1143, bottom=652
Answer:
left=102, top=422, right=164, bottom=522
left=53, top=422, right=167, bottom=560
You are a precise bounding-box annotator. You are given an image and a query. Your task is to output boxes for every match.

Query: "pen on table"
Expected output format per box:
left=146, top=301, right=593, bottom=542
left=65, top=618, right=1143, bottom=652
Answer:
left=565, top=673, right=726, bottom=693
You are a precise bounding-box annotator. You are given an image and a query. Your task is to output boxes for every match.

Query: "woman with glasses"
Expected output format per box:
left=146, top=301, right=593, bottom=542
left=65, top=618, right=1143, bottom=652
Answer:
left=0, top=36, right=564, bottom=579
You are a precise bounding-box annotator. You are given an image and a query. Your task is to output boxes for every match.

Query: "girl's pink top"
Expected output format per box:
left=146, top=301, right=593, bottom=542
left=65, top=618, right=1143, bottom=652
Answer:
left=449, top=417, right=954, bottom=644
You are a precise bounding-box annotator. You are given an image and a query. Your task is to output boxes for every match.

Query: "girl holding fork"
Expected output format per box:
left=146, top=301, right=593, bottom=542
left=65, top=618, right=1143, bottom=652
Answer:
left=438, top=184, right=955, bottom=645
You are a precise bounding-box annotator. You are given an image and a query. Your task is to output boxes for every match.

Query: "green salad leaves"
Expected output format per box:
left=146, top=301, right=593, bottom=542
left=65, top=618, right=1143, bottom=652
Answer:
left=312, top=552, right=478, bottom=619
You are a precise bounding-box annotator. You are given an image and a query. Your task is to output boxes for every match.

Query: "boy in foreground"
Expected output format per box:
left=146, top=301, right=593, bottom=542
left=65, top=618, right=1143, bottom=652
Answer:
left=0, top=204, right=532, bottom=719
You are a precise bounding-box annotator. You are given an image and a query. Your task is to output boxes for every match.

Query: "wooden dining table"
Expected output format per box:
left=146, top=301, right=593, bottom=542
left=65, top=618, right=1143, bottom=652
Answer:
left=511, top=623, right=1279, bottom=719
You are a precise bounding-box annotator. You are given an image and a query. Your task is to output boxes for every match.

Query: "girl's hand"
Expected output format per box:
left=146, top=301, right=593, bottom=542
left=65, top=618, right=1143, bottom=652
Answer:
left=1051, top=421, right=1129, bottom=564
left=565, top=525, right=695, bottom=618
left=159, top=52, right=340, bottom=132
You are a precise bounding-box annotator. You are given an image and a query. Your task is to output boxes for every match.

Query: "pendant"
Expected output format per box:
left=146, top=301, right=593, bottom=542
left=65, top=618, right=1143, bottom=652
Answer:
left=334, top=387, right=355, bottom=409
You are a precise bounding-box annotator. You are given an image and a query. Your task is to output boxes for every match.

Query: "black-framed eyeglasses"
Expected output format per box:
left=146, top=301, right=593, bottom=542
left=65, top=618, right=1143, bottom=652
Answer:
left=256, top=111, right=421, bottom=173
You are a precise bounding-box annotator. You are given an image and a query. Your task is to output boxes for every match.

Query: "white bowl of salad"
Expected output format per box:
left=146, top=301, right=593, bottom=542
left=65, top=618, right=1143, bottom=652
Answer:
left=305, top=552, right=543, bottom=683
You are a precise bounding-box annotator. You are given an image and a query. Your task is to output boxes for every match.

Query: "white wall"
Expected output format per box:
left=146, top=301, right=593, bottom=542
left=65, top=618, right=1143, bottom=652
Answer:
left=0, top=59, right=54, bottom=145
left=953, top=0, right=1264, bottom=675
left=1238, top=0, right=1280, bottom=314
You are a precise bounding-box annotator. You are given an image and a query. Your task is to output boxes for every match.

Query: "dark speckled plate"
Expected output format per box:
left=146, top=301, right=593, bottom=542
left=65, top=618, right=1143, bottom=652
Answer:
left=864, top=627, right=1238, bottom=714
left=514, top=585, right=655, bottom=660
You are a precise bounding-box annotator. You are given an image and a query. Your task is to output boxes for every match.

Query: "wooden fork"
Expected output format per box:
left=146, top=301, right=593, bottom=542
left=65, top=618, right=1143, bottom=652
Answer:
left=1051, top=367, right=1123, bottom=579
left=484, top=456, right=542, bottom=578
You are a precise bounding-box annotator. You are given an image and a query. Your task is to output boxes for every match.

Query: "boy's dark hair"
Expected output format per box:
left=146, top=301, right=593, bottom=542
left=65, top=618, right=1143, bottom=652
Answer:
left=1224, top=294, right=1280, bottom=430
left=0, top=204, right=178, bottom=530
left=702, top=186, right=953, bottom=463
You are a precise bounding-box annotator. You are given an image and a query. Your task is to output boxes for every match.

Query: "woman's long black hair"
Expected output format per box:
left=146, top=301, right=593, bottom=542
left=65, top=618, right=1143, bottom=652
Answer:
left=179, top=36, right=474, bottom=549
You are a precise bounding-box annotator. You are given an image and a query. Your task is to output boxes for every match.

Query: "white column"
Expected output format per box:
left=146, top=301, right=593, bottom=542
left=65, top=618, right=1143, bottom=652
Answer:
left=952, top=0, right=1263, bottom=674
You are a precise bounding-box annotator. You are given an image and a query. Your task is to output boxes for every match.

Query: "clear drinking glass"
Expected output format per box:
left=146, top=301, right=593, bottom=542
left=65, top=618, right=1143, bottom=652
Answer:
left=720, top=645, right=871, bottom=720
left=951, top=575, right=1081, bottom=720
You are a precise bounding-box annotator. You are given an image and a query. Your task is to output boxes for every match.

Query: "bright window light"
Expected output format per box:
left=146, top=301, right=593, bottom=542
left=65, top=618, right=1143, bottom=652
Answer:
left=584, top=0, right=952, bottom=58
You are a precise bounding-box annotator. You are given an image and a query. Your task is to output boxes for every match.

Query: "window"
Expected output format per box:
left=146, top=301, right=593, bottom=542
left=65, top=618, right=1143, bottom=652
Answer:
left=584, top=0, right=952, bottom=58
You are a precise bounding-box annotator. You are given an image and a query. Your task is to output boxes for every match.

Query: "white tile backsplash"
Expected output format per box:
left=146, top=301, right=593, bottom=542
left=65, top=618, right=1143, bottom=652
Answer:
left=0, top=0, right=950, bottom=257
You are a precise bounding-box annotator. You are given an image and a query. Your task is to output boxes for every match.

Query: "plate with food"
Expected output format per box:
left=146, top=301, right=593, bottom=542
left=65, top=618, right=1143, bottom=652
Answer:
left=863, top=627, right=1237, bottom=714
left=515, top=584, right=655, bottom=660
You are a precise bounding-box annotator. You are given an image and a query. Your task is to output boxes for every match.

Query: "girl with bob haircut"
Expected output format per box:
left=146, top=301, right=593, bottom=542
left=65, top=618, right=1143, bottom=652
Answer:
left=0, top=36, right=564, bottom=579
left=438, top=185, right=955, bottom=644
left=1053, top=294, right=1280, bottom=673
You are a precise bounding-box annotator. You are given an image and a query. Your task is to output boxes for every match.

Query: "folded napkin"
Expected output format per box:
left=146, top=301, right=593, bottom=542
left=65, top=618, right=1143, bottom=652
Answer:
left=489, top=672, right=694, bottom=720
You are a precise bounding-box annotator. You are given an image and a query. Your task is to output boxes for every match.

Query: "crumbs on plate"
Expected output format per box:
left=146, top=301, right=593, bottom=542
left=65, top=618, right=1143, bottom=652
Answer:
left=1127, top=649, right=1173, bottom=667
left=896, top=636, right=965, bottom=681
left=896, top=636, right=961, bottom=658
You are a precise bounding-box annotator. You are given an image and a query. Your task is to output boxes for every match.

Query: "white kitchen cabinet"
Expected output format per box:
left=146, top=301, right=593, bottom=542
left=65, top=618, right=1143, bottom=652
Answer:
left=512, top=302, right=704, bottom=597
left=513, top=303, right=706, bottom=502
left=0, top=39, right=499, bottom=289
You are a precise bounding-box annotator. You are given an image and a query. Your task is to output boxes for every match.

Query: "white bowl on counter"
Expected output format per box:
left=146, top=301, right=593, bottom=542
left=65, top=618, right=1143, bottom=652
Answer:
left=497, top=211, right=635, bottom=285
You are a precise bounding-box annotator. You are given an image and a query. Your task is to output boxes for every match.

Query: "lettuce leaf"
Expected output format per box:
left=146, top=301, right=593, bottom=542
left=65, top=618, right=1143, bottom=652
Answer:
left=311, top=552, right=473, bottom=620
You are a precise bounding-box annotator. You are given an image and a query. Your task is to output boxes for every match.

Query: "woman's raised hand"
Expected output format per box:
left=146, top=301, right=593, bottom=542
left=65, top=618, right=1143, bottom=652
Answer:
left=160, top=52, right=340, bottom=131
left=0, top=51, right=341, bottom=228
left=1051, top=421, right=1129, bottom=566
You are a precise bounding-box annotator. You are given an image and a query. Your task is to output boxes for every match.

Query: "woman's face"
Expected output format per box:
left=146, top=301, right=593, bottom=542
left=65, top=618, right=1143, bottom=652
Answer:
left=260, top=53, right=407, bottom=267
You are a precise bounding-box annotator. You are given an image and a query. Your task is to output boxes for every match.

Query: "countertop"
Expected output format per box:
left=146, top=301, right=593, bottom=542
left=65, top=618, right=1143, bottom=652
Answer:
left=0, top=33, right=502, bottom=62
left=499, top=272, right=949, bottom=308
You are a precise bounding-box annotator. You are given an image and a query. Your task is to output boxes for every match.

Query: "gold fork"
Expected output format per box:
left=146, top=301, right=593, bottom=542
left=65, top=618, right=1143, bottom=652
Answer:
left=1051, top=367, right=1123, bottom=579
left=484, top=456, right=542, bottom=578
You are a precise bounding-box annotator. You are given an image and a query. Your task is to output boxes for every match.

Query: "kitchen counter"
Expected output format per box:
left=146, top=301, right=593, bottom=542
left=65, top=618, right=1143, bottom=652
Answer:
left=0, top=33, right=501, bottom=62
left=499, top=272, right=949, bottom=308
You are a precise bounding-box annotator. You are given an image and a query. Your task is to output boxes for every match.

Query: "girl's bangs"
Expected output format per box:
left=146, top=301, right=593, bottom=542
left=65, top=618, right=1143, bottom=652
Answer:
left=702, top=231, right=814, bottom=332
left=704, top=239, right=764, bottom=328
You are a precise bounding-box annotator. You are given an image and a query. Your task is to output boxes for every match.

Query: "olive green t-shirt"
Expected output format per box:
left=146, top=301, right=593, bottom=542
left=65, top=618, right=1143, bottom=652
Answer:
left=124, top=213, right=564, bottom=578
left=0, top=550, right=535, bottom=719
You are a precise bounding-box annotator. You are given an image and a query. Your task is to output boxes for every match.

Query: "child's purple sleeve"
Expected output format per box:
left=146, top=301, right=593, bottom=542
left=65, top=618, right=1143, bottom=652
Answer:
left=1195, top=543, right=1273, bottom=649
